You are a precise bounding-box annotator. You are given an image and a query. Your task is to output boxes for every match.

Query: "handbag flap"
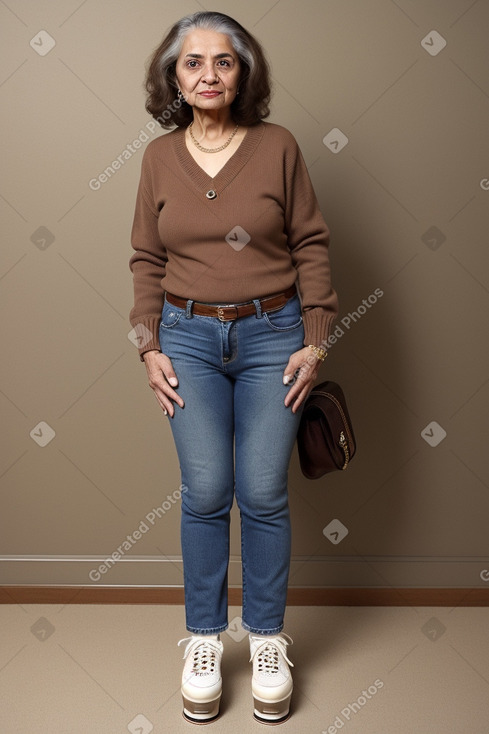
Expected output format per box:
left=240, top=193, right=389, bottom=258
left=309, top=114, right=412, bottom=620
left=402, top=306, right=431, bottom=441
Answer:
left=297, top=381, right=356, bottom=479
left=305, top=382, right=355, bottom=452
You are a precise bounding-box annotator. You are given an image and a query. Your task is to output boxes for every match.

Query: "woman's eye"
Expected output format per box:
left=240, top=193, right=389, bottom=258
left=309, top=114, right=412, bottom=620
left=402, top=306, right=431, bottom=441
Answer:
left=185, top=59, right=232, bottom=69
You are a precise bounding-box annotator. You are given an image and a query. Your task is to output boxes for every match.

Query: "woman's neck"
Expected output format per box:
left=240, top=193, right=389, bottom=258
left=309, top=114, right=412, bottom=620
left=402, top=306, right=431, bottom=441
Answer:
left=190, top=109, right=237, bottom=142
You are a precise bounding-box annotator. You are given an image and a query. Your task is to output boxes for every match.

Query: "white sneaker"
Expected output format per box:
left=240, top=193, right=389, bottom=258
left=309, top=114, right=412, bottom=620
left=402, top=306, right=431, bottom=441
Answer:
left=249, top=633, right=294, bottom=723
left=177, top=635, right=223, bottom=723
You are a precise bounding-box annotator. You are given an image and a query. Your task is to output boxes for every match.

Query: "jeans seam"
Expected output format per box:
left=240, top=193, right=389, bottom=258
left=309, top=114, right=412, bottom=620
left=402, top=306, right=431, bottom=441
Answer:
left=187, top=624, right=228, bottom=634
left=240, top=513, right=246, bottom=623
left=262, top=315, right=303, bottom=332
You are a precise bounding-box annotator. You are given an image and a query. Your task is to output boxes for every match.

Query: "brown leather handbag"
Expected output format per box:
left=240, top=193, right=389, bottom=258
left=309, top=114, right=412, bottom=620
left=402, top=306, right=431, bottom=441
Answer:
left=297, top=381, right=356, bottom=479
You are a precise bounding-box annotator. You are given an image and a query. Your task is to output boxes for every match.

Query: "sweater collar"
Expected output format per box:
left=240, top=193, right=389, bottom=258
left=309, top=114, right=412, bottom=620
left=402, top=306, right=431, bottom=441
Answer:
left=172, top=121, right=265, bottom=197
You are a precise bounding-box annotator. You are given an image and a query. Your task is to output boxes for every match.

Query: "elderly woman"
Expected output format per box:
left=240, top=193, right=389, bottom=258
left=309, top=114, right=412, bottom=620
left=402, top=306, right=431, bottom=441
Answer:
left=129, top=10, right=338, bottom=725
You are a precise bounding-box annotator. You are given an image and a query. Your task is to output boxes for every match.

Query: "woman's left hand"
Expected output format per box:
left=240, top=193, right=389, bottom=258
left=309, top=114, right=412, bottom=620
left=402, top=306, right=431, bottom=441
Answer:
left=283, top=346, right=321, bottom=413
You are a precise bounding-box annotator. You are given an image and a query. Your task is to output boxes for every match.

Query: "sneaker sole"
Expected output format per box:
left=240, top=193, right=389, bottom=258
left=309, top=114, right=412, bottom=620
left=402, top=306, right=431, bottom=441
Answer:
left=182, top=693, right=221, bottom=724
left=253, top=692, right=292, bottom=724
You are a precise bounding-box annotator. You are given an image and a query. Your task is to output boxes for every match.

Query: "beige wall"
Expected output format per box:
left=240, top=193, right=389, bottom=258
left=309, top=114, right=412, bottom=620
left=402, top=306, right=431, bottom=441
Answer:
left=1, top=0, right=488, bottom=589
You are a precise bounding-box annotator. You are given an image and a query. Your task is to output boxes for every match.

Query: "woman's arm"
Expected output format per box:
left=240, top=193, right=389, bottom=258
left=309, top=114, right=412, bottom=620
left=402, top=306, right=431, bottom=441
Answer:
left=283, top=134, right=339, bottom=349
left=129, top=148, right=184, bottom=416
left=129, top=148, right=168, bottom=361
left=281, top=133, right=339, bottom=411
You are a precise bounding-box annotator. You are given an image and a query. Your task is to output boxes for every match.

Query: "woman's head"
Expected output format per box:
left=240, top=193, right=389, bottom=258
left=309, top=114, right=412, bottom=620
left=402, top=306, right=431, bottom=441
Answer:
left=145, top=11, right=271, bottom=128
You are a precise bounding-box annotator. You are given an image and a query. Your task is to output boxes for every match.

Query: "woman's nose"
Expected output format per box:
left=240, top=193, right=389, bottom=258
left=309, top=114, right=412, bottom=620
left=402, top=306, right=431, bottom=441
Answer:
left=201, top=65, right=218, bottom=84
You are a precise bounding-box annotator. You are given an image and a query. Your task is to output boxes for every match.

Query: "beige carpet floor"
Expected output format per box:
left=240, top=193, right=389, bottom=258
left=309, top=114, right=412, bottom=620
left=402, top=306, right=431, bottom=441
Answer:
left=0, top=603, right=488, bottom=733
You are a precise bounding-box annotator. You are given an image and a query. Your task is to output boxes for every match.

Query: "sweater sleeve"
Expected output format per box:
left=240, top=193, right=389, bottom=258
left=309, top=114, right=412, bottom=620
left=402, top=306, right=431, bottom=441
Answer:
left=283, top=135, right=339, bottom=347
left=129, top=147, right=167, bottom=361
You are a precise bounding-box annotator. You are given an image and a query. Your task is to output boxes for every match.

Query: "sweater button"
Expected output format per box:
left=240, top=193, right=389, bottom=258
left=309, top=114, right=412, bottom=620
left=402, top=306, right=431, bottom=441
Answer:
left=206, top=189, right=217, bottom=200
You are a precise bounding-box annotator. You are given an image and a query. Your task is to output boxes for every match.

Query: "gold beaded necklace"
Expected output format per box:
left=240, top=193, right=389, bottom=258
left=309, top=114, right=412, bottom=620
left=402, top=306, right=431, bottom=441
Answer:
left=188, top=121, right=239, bottom=154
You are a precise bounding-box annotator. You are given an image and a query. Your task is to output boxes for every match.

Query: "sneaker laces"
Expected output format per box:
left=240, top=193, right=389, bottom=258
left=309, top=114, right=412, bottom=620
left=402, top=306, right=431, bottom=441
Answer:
left=178, top=636, right=222, bottom=676
left=249, top=633, right=294, bottom=671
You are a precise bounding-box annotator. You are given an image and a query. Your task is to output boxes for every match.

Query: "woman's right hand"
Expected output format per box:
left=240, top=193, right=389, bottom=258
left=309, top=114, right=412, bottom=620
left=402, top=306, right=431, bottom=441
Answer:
left=142, top=350, right=184, bottom=417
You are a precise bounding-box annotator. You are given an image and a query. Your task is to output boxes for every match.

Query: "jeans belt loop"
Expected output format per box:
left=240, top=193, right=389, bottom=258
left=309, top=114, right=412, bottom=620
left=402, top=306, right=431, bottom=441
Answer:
left=252, top=298, right=263, bottom=318
left=185, top=299, right=194, bottom=319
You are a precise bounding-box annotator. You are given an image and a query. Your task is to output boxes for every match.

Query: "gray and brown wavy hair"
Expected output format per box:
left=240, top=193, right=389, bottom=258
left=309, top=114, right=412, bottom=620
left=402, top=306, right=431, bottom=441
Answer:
left=144, top=11, right=271, bottom=129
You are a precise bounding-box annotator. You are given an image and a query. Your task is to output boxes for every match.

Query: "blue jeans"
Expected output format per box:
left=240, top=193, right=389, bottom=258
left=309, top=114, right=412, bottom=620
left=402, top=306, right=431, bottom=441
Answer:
left=159, top=292, right=304, bottom=635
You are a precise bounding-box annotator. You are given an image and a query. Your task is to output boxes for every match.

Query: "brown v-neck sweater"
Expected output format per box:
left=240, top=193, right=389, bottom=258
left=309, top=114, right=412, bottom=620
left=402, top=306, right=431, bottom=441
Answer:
left=129, top=121, right=338, bottom=358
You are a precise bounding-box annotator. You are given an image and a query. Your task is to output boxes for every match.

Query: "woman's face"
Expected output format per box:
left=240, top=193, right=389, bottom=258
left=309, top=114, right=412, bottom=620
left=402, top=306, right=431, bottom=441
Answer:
left=175, top=28, right=241, bottom=113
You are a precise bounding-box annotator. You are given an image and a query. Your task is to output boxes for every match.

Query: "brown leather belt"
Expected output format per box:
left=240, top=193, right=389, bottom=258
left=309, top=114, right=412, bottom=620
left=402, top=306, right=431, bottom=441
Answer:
left=165, top=285, right=297, bottom=322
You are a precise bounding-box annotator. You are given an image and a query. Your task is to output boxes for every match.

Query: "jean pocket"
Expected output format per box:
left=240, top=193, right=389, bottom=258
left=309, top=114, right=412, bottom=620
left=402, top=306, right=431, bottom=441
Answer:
left=160, top=299, right=183, bottom=330
left=263, top=295, right=303, bottom=331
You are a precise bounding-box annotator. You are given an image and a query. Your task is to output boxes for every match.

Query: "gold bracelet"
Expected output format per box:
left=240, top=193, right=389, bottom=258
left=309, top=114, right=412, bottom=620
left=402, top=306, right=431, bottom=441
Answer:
left=308, top=344, right=328, bottom=362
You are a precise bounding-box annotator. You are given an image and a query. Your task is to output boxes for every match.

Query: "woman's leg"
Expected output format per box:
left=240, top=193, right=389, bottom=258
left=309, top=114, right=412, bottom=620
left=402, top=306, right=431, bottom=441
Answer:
left=230, top=295, right=305, bottom=634
left=234, top=376, right=301, bottom=634
left=160, top=300, right=234, bottom=634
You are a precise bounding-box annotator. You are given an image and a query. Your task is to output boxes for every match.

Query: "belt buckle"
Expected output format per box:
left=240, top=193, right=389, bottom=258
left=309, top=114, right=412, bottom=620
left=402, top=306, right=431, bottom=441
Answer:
left=217, top=305, right=238, bottom=321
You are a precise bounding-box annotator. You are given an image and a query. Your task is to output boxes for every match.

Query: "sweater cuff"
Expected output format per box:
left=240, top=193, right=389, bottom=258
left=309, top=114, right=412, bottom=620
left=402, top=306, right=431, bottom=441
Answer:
left=302, top=308, right=336, bottom=350
left=130, top=316, right=161, bottom=361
